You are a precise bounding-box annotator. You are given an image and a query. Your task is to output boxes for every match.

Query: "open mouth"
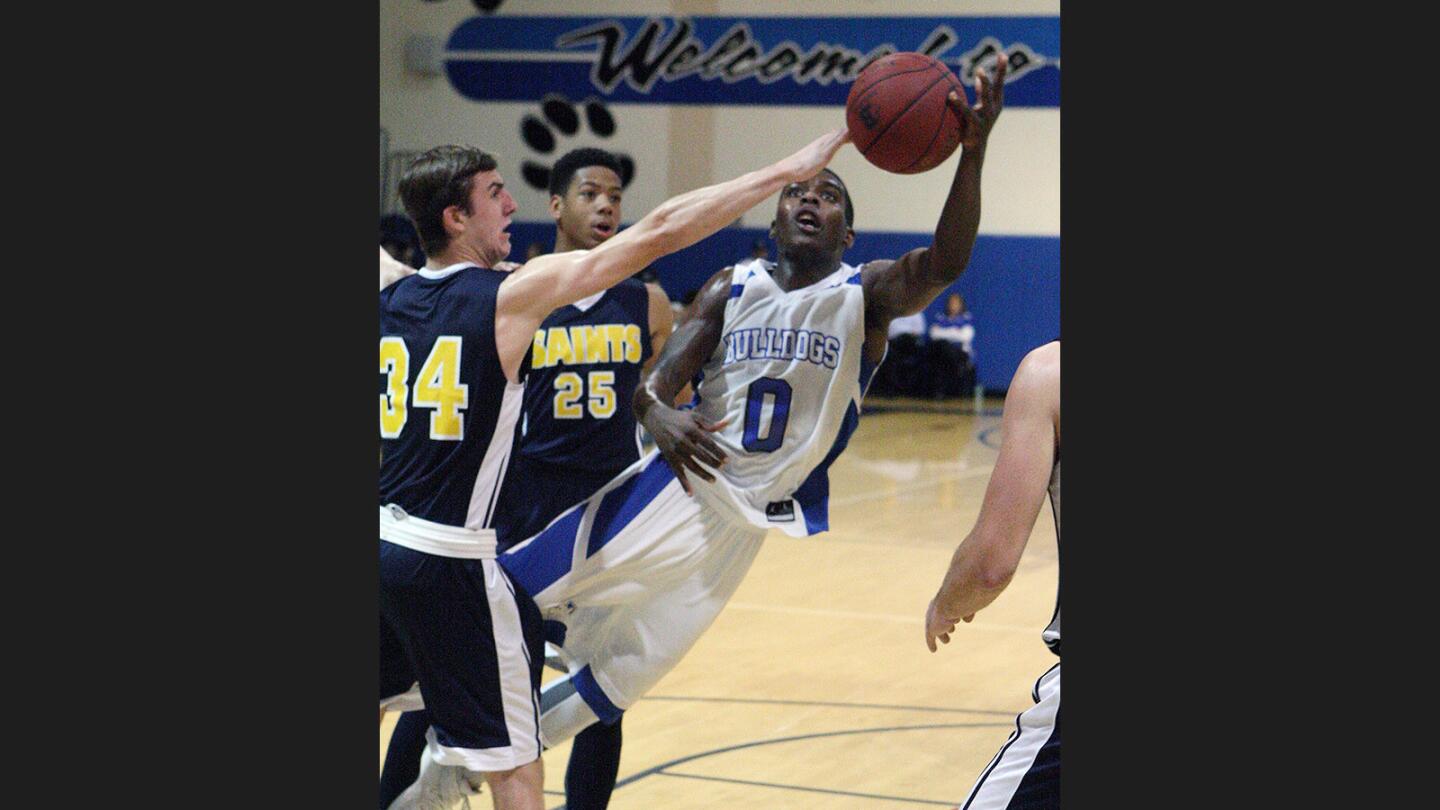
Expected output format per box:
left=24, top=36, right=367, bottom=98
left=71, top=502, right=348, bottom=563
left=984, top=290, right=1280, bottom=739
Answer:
left=591, top=221, right=615, bottom=238
left=795, top=211, right=821, bottom=233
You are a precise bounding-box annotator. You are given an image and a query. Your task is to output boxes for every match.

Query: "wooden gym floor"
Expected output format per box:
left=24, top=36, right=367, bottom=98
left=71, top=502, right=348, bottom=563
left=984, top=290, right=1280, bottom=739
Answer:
left=380, top=395, right=1060, bottom=808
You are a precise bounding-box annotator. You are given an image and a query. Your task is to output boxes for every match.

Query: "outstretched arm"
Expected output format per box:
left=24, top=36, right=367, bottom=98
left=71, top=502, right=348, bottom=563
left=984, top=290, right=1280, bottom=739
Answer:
left=633, top=268, right=732, bottom=495
left=862, top=56, right=1007, bottom=337
left=494, top=128, right=851, bottom=382
left=925, top=341, right=1058, bottom=652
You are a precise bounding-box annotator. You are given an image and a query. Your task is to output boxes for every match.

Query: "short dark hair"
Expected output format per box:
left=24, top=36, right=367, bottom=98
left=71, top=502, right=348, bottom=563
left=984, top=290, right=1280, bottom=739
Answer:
left=549, top=148, right=623, bottom=198
left=398, top=145, right=497, bottom=257
left=821, top=168, right=855, bottom=228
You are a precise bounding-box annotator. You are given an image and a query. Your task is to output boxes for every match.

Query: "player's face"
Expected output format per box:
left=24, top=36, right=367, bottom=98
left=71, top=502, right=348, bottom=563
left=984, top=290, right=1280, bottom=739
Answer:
left=552, top=166, right=623, bottom=250
left=772, top=173, right=853, bottom=252
left=459, top=169, right=517, bottom=265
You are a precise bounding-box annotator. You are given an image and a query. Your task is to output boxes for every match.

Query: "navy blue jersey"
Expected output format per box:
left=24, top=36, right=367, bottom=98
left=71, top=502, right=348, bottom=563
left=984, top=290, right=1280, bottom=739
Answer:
left=490, top=280, right=652, bottom=549
left=379, top=265, right=529, bottom=528
left=515, top=279, right=652, bottom=472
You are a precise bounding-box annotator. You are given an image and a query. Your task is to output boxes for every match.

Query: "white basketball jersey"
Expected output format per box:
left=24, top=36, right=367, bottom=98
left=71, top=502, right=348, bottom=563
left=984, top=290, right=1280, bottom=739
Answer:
left=690, top=259, right=877, bottom=537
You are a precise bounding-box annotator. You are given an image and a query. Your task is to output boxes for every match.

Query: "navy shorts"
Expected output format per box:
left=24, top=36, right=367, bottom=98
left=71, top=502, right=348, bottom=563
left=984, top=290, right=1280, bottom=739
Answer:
left=961, top=663, right=1060, bottom=809
left=379, top=539, right=545, bottom=771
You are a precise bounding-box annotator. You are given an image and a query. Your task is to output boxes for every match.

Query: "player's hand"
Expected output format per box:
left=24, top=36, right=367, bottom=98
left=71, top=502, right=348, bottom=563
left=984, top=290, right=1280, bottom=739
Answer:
left=781, top=127, right=852, bottom=182
left=948, top=54, right=1007, bottom=150
left=644, top=406, right=728, bottom=496
left=925, top=596, right=968, bottom=652
left=925, top=597, right=954, bottom=652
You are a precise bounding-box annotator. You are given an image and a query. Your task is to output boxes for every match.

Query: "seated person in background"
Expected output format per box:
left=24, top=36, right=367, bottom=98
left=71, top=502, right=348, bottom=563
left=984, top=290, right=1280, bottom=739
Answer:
left=927, top=292, right=977, bottom=398
left=380, top=213, right=425, bottom=269
left=874, top=309, right=927, bottom=397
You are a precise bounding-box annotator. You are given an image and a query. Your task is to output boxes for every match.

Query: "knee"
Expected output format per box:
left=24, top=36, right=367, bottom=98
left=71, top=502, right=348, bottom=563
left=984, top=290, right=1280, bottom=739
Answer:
left=483, top=757, right=544, bottom=789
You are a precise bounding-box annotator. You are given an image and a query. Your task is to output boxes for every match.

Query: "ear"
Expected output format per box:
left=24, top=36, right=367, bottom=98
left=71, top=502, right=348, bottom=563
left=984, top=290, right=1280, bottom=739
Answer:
left=843, top=226, right=855, bottom=250
left=548, top=194, right=563, bottom=222
left=769, top=219, right=778, bottom=241
left=442, top=204, right=468, bottom=239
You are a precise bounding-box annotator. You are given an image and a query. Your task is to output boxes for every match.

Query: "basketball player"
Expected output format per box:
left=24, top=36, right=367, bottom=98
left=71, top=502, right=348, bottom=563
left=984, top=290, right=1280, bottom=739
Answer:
left=495, top=57, right=1008, bottom=758
left=924, top=340, right=1059, bottom=810
left=378, top=148, right=670, bottom=810
left=379, top=129, right=851, bottom=810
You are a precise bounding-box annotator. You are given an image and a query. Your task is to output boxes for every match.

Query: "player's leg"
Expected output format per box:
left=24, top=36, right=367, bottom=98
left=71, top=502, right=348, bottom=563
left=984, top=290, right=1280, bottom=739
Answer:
left=498, top=452, right=666, bottom=614
left=565, top=717, right=623, bottom=810
left=957, top=663, right=1060, bottom=810
left=546, top=510, right=768, bottom=733
left=380, top=611, right=416, bottom=722
left=379, top=539, right=545, bottom=809
left=379, top=675, right=617, bottom=807
left=482, top=758, right=545, bottom=810
left=378, top=710, right=430, bottom=809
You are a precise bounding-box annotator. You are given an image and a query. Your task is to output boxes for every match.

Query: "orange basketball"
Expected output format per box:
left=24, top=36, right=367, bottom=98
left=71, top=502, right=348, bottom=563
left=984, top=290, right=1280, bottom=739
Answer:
left=846, top=52, right=966, bottom=174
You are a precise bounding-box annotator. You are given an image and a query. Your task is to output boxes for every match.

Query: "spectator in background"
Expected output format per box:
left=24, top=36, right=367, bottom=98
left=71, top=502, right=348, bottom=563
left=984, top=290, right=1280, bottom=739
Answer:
left=927, top=292, right=977, bottom=398
left=380, top=213, right=425, bottom=269
left=874, top=310, right=927, bottom=397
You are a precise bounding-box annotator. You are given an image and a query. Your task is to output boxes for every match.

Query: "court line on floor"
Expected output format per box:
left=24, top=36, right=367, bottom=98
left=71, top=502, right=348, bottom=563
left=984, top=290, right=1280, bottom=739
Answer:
left=725, top=600, right=1038, bottom=634
left=641, top=694, right=1018, bottom=716
left=863, top=402, right=1004, bottom=418
left=547, top=722, right=1007, bottom=810
left=827, top=466, right=996, bottom=508
left=652, top=771, right=959, bottom=806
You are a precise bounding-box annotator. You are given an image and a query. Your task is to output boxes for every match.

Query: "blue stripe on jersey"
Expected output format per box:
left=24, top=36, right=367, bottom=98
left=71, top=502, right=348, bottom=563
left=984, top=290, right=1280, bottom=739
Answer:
left=498, top=503, right=585, bottom=597
left=587, top=454, right=674, bottom=558
left=859, top=354, right=879, bottom=394
left=572, top=664, right=624, bottom=724
left=846, top=271, right=862, bottom=285
left=792, top=400, right=861, bottom=535
left=729, top=284, right=744, bottom=299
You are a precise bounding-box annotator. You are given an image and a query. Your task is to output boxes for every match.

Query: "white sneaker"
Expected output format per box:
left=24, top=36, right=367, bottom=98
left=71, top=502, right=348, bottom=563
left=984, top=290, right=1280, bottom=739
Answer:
left=387, top=760, right=481, bottom=810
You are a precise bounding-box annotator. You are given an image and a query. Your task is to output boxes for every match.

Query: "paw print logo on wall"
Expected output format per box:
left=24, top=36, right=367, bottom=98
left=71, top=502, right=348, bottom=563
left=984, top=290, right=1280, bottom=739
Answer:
left=519, top=94, right=636, bottom=192
left=423, top=0, right=508, bottom=12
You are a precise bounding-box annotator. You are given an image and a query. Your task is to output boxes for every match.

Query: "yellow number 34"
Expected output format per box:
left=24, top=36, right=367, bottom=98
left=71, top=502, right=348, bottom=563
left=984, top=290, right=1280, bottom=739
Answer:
left=380, top=336, right=470, bottom=440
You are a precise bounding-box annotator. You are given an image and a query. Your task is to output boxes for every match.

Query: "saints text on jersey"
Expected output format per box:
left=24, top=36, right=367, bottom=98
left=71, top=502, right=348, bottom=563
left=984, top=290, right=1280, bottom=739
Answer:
left=531, top=324, right=644, bottom=369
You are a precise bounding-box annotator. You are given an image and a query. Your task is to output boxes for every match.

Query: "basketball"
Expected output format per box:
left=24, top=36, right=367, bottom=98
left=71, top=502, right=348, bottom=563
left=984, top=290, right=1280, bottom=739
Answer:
left=846, top=52, right=967, bottom=174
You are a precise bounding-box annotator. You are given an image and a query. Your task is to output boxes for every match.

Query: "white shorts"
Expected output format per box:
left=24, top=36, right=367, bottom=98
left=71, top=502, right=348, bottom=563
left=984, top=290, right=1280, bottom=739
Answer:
left=499, top=451, right=766, bottom=720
